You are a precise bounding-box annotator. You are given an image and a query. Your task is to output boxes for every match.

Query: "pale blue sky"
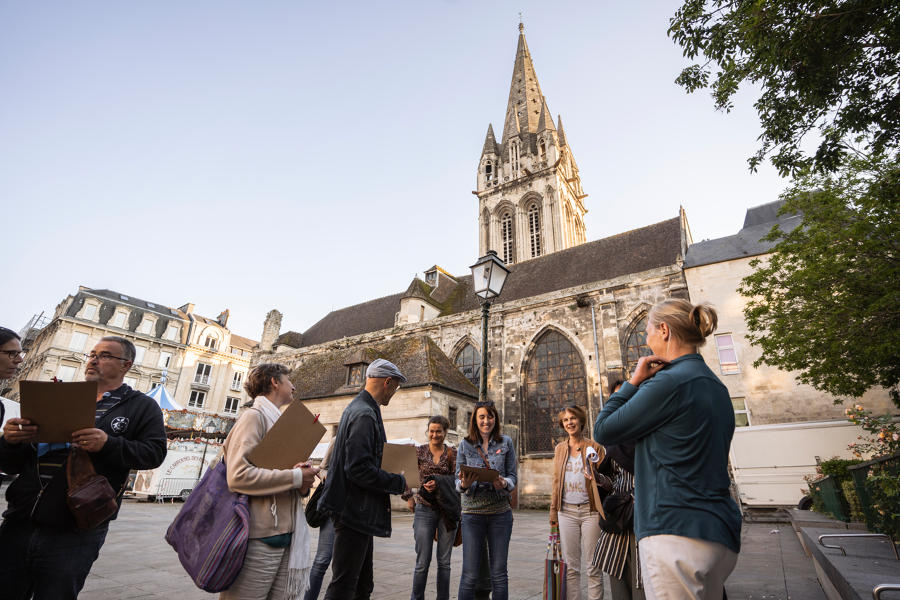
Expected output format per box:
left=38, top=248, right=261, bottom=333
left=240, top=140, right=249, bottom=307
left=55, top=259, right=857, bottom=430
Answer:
left=1, top=1, right=789, bottom=340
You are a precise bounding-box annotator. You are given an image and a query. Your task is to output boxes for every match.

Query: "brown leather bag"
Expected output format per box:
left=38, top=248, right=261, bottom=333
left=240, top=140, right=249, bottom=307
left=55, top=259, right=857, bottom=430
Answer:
left=66, top=446, right=118, bottom=530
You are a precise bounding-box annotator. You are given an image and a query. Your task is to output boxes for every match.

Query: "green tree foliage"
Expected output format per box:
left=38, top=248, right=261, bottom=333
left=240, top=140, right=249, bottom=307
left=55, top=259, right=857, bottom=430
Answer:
left=738, top=155, right=900, bottom=405
left=669, top=1, right=900, bottom=175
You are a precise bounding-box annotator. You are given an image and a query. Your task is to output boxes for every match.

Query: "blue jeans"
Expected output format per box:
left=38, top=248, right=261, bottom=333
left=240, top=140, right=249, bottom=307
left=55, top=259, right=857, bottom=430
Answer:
left=304, top=517, right=335, bottom=600
left=411, top=504, right=457, bottom=600
left=0, top=518, right=109, bottom=600
left=458, top=510, right=513, bottom=600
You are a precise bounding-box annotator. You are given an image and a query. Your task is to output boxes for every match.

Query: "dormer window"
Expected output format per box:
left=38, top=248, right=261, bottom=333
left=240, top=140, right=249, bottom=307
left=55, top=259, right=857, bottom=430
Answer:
left=204, top=335, right=217, bottom=350
left=347, top=363, right=367, bottom=387
left=425, top=270, right=437, bottom=286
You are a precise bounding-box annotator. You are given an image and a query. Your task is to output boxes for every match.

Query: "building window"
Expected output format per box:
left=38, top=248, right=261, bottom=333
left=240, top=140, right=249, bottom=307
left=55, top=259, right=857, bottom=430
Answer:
left=528, top=203, right=542, bottom=258
left=204, top=335, right=217, bottom=350
left=524, top=329, right=587, bottom=453
left=158, top=352, right=172, bottom=368
left=165, top=326, right=179, bottom=341
left=501, top=211, right=515, bottom=264
left=194, top=363, right=212, bottom=385
left=347, top=363, right=367, bottom=387
left=509, top=141, right=520, bottom=174
left=485, top=160, right=493, bottom=182
left=732, top=397, right=751, bottom=427
left=56, top=364, right=77, bottom=382
left=112, top=312, right=127, bottom=328
left=454, top=344, right=481, bottom=389
left=539, top=139, right=546, bottom=162
left=82, top=304, right=97, bottom=321
left=231, top=371, right=244, bottom=392
left=69, top=332, right=88, bottom=352
left=448, top=406, right=458, bottom=430
left=224, top=396, right=240, bottom=415
left=138, top=319, right=154, bottom=335
left=134, top=346, right=147, bottom=366
left=714, top=334, right=740, bottom=374
left=188, top=390, right=206, bottom=408
left=624, top=315, right=652, bottom=375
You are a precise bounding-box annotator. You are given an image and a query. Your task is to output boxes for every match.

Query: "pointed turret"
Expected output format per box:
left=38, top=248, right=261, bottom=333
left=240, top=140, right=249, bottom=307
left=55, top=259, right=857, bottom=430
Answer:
left=501, top=23, right=546, bottom=144
left=536, top=97, right=555, bottom=133
left=557, top=115, right=568, bottom=147
left=481, top=124, right=500, bottom=156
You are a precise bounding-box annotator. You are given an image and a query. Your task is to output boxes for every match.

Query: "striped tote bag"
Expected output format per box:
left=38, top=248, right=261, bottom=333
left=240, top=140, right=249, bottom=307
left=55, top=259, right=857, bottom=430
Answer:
left=544, top=532, right=567, bottom=600
left=165, top=461, right=250, bottom=592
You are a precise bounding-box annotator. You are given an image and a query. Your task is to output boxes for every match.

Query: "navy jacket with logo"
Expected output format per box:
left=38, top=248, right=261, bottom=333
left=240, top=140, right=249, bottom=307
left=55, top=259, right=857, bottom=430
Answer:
left=0, top=383, right=167, bottom=529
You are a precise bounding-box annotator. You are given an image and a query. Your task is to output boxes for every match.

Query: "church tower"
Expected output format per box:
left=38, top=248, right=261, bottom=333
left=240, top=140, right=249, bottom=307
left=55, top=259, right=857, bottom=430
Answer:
left=476, top=24, right=588, bottom=264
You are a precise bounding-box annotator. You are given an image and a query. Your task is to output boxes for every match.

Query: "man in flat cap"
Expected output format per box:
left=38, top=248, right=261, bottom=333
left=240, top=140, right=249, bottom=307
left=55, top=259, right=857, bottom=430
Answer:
left=320, top=358, right=409, bottom=600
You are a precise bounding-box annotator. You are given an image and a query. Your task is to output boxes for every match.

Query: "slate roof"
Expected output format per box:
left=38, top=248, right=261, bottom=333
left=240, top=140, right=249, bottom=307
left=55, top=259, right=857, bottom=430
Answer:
left=289, top=336, right=478, bottom=400
left=74, top=288, right=187, bottom=320
left=684, top=200, right=801, bottom=268
left=299, top=216, right=684, bottom=347
left=229, top=333, right=259, bottom=350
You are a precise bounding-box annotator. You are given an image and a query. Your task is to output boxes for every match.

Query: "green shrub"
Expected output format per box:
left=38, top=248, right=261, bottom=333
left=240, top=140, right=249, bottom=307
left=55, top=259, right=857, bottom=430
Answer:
left=840, top=479, right=865, bottom=523
left=865, top=458, right=900, bottom=541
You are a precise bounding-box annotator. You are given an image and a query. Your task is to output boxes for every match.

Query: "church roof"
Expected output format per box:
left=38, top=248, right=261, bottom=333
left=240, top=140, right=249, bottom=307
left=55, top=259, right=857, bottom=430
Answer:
left=481, top=124, right=500, bottom=156
left=289, top=336, right=478, bottom=400
left=501, top=24, right=547, bottom=144
left=684, top=200, right=801, bottom=268
left=299, top=216, right=684, bottom=347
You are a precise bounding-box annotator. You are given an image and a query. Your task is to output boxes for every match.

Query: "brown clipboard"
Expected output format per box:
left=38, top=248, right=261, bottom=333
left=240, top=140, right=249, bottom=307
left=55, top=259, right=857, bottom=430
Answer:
left=247, top=399, right=326, bottom=470
left=460, top=464, right=500, bottom=483
left=381, top=443, right=420, bottom=488
left=18, top=380, right=97, bottom=443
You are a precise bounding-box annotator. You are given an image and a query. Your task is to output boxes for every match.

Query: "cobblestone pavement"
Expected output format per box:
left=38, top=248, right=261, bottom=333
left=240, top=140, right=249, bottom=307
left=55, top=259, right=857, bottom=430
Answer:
left=63, top=500, right=825, bottom=599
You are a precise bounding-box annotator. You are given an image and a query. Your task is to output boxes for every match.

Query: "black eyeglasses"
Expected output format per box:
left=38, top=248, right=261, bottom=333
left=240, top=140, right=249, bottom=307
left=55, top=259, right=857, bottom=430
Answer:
left=1, top=350, right=24, bottom=360
left=84, top=352, right=128, bottom=362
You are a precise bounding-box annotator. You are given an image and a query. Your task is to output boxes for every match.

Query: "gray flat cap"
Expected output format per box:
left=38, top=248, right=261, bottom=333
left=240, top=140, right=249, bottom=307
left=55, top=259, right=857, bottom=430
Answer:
left=366, top=358, right=407, bottom=383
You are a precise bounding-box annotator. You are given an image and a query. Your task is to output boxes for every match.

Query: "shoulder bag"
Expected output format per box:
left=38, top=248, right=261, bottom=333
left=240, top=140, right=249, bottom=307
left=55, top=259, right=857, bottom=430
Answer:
left=165, top=460, right=250, bottom=592
left=66, top=446, right=119, bottom=530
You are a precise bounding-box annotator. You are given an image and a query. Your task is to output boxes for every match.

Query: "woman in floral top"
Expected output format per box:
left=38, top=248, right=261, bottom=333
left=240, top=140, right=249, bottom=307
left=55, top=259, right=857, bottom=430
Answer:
left=402, top=415, right=458, bottom=600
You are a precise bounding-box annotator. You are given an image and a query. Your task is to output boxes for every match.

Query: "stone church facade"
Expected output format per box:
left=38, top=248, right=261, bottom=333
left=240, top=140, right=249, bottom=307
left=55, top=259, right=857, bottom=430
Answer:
left=254, top=26, right=693, bottom=507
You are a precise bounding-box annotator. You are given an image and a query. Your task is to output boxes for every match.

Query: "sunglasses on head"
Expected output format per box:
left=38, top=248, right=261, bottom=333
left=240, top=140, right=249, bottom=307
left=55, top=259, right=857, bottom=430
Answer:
left=475, top=401, right=495, bottom=408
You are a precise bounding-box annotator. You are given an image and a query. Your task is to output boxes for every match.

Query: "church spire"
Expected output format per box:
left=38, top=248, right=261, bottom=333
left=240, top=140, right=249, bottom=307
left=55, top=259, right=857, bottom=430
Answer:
left=501, top=23, right=546, bottom=144
left=557, top=115, right=568, bottom=147
left=481, top=123, right=499, bottom=156
left=537, top=96, right=555, bottom=133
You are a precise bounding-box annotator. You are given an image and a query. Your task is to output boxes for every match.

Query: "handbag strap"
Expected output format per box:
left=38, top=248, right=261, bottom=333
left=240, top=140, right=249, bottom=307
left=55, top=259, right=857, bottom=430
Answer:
left=475, top=445, right=492, bottom=469
left=66, top=446, right=97, bottom=488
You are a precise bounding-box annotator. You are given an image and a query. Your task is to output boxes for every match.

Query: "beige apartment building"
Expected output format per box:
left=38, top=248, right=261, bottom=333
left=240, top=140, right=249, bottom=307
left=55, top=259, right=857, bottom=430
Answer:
left=11, top=287, right=257, bottom=418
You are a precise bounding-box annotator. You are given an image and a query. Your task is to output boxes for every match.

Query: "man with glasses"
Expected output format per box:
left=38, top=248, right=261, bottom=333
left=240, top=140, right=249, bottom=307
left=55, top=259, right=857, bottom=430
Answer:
left=0, top=336, right=167, bottom=599
left=319, top=358, right=410, bottom=600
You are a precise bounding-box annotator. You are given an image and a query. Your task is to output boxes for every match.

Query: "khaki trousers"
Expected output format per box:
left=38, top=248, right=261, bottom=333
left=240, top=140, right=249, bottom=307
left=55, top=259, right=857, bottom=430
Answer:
left=638, top=534, right=737, bottom=600
left=220, top=539, right=290, bottom=600
left=558, top=503, right=604, bottom=600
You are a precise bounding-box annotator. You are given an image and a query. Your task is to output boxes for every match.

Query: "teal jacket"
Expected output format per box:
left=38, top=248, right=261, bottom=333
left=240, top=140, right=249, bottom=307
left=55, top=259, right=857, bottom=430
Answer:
left=593, top=354, right=742, bottom=553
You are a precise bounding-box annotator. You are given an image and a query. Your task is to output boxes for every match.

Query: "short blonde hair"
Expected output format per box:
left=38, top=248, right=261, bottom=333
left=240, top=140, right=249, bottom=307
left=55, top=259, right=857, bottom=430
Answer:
left=649, top=299, right=718, bottom=347
left=557, top=405, right=587, bottom=432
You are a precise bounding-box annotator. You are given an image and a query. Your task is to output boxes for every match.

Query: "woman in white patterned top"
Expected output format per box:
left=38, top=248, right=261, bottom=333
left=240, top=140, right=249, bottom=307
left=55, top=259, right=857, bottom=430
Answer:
left=549, top=405, right=605, bottom=600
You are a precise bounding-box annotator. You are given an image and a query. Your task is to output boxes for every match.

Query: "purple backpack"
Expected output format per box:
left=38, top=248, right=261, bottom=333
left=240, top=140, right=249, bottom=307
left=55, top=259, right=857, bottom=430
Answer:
left=165, top=460, right=250, bottom=592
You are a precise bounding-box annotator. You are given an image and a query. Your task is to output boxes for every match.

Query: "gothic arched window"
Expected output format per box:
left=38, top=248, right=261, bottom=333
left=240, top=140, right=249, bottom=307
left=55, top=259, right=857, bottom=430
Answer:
left=528, top=203, right=542, bottom=258
left=509, top=141, right=520, bottom=175
left=501, top=210, right=515, bottom=264
left=539, top=139, right=547, bottom=162
left=624, top=314, right=652, bottom=375
left=485, top=160, right=493, bottom=182
left=524, top=329, right=587, bottom=453
left=454, top=343, right=481, bottom=389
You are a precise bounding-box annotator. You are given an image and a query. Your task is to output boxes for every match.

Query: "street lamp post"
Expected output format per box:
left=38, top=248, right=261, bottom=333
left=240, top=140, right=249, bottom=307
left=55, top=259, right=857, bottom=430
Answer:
left=469, top=250, right=510, bottom=403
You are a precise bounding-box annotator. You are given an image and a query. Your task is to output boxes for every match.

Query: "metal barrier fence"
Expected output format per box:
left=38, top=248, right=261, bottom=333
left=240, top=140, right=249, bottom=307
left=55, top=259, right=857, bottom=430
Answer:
left=155, top=477, right=197, bottom=501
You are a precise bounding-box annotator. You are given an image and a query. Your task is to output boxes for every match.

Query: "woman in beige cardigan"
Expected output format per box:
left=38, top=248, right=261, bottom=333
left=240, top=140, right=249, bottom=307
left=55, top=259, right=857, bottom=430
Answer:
left=221, top=363, right=318, bottom=600
left=549, top=405, right=606, bottom=600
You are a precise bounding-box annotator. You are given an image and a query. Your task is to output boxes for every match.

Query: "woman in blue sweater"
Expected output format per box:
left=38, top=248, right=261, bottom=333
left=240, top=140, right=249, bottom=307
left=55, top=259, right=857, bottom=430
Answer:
left=594, top=299, right=742, bottom=599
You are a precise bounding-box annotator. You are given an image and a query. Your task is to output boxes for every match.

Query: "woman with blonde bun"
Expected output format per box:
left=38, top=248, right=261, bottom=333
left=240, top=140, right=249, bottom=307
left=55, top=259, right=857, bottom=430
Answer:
left=593, top=299, right=741, bottom=600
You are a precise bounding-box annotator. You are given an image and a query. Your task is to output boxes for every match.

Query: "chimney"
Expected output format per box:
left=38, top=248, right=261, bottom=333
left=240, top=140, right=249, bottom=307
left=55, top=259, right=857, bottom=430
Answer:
left=178, top=303, right=195, bottom=315
left=260, top=309, right=282, bottom=352
left=217, top=309, right=230, bottom=327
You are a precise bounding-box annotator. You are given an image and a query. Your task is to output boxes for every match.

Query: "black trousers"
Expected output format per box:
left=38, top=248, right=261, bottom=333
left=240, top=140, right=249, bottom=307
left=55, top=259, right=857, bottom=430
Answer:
left=0, top=518, right=109, bottom=600
left=323, top=518, right=374, bottom=600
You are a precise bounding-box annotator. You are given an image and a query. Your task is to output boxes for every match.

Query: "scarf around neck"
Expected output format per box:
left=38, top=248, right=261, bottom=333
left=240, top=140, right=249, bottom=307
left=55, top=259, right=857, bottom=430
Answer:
left=254, top=395, right=311, bottom=599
